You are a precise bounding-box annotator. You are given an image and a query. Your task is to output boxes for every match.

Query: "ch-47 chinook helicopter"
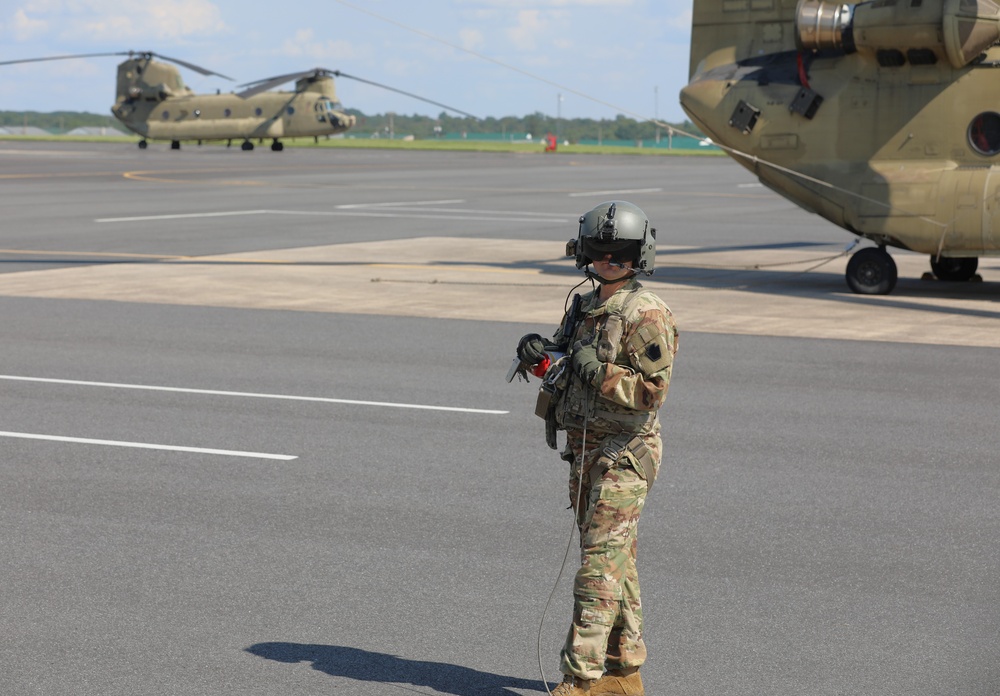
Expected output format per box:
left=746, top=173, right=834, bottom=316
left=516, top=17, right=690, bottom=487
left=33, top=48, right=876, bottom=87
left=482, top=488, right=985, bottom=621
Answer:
left=680, top=0, right=1000, bottom=294
left=0, top=51, right=475, bottom=152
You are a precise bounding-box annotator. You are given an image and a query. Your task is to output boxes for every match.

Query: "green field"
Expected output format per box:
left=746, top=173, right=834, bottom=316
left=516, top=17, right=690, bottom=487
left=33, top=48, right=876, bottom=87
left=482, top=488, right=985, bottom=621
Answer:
left=0, top=133, right=724, bottom=156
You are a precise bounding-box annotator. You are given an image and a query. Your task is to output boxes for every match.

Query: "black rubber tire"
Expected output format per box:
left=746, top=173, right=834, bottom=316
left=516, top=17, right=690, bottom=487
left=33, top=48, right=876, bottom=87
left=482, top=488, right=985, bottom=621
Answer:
left=930, top=256, right=978, bottom=282
left=846, top=247, right=898, bottom=295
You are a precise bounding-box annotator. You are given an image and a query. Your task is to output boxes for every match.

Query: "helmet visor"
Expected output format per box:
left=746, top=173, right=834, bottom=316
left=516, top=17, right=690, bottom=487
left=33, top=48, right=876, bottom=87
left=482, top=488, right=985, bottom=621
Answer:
left=581, top=238, right=637, bottom=264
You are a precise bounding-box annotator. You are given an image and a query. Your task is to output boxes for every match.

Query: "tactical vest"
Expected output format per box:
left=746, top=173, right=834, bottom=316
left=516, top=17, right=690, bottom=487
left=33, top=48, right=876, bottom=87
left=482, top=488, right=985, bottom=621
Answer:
left=554, top=282, right=671, bottom=435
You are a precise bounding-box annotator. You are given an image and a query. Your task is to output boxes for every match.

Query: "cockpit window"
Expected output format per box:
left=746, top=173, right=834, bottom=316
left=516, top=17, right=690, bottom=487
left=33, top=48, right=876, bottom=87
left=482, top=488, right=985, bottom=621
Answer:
left=315, top=97, right=343, bottom=112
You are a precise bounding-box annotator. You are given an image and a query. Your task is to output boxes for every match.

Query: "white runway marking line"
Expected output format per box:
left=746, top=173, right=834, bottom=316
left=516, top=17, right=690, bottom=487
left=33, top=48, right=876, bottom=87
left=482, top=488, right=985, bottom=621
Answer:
left=569, top=187, right=662, bottom=197
left=0, top=431, right=297, bottom=461
left=0, top=375, right=508, bottom=415
left=336, top=199, right=465, bottom=208
left=96, top=210, right=270, bottom=223
left=95, top=208, right=567, bottom=225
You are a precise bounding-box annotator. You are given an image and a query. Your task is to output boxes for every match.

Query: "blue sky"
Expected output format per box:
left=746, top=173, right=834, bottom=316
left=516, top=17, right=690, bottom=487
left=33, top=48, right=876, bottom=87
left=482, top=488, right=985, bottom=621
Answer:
left=0, top=0, right=693, bottom=124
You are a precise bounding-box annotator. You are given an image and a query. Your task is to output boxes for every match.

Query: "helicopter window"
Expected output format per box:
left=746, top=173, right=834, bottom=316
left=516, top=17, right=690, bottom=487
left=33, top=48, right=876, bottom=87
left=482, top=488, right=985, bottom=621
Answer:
left=161, top=110, right=170, bottom=120
left=287, top=107, right=295, bottom=115
left=224, top=108, right=232, bottom=117
left=255, top=107, right=263, bottom=116
left=968, top=112, right=1000, bottom=156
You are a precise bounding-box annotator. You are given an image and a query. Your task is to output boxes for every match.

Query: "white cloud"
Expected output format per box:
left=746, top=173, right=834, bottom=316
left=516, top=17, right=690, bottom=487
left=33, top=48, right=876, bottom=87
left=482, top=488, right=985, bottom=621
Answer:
left=10, top=0, right=229, bottom=41
left=11, top=9, right=48, bottom=40
left=23, top=0, right=63, bottom=11
left=146, top=0, right=227, bottom=39
left=506, top=10, right=545, bottom=51
left=282, top=28, right=358, bottom=62
left=458, top=27, right=484, bottom=51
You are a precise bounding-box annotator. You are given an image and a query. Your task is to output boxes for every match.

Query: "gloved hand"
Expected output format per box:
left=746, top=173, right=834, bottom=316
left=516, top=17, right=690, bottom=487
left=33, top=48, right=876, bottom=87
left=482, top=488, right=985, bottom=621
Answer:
left=517, top=333, right=549, bottom=365
left=571, top=342, right=604, bottom=386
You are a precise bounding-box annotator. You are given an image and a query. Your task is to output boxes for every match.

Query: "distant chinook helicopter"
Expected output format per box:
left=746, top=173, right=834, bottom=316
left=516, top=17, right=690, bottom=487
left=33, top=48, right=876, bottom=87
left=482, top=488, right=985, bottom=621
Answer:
left=680, top=0, right=1000, bottom=294
left=0, top=51, right=475, bottom=152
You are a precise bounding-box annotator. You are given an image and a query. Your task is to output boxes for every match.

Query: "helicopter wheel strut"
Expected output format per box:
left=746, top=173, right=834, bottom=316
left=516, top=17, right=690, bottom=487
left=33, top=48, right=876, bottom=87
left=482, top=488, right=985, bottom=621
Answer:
left=930, top=256, right=979, bottom=282
left=137, top=140, right=148, bottom=150
left=846, top=246, right=897, bottom=295
left=270, top=140, right=284, bottom=152
left=241, top=140, right=254, bottom=151
left=170, top=140, right=181, bottom=150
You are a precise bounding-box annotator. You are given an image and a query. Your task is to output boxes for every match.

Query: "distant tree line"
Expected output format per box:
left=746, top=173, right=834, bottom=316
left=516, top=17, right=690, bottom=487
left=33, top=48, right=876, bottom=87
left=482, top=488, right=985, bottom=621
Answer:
left=346, top=110, right=702, bottom=142
left=0, top=111, right=124, bottom=133
left=3, top=109, right=702, bottom=142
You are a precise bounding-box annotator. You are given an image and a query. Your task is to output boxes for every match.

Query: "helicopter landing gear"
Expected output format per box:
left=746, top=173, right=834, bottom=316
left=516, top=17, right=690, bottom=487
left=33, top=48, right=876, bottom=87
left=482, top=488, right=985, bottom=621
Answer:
left=846, top=246, right=897, bottom=295
left=170, top=140, right=181, bottom=150
left=241, top=140, right=254, bottom=151
left=137, top=139, right=148, bottom=150
left=270, top=140, right=284, bottom=152
left=930, top=256, right=979, bottom=282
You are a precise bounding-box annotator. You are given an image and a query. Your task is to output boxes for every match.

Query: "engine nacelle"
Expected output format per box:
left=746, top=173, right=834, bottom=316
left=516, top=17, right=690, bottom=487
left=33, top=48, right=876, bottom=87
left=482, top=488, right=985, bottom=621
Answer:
left=796, top=0, right=1000, bottom=68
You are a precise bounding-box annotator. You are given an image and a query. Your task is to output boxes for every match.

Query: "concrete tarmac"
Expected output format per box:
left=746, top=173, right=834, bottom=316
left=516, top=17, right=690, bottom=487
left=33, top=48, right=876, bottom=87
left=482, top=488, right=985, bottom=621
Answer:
left=1, top=141, right=998, bottom=695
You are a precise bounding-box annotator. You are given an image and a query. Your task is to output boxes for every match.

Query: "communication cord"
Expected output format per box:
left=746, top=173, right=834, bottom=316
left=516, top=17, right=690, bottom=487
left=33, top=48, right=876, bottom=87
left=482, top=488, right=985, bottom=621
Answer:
left=536, top=275, right=596, bottom=695
left=536, top=395, right=590, bottom=696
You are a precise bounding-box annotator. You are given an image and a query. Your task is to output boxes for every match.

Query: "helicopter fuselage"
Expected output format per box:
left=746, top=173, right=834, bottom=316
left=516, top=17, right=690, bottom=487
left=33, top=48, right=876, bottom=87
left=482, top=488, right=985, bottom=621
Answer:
left=112, top=90, right=355, bottom=142
left=110, top=57, right=355, bottom=146
left=681, top=0, right=1000, bottom=293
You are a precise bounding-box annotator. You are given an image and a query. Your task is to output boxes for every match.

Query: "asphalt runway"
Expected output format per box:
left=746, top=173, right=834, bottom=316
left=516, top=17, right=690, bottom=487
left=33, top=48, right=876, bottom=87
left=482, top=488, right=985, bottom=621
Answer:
left=1, top=141, right=998, bottom=695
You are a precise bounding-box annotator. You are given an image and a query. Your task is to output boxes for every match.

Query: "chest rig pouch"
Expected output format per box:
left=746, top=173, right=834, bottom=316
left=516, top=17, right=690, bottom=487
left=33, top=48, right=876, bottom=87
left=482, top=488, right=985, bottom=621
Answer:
left=557, top=293, right=636, bottom=431
left=535, top=356, right=571, bottom=449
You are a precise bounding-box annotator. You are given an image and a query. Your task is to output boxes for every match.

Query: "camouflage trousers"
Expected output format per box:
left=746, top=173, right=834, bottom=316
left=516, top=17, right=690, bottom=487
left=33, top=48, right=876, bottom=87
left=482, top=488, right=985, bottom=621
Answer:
left=559, top=429, right=658, bottom=681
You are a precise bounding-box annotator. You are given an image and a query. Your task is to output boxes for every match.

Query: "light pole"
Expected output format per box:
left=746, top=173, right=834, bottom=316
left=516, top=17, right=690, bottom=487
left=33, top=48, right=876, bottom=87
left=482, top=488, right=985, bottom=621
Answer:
left=654, top=86, right=660, bottom=144
left=556, top=93, right=563, bottom=141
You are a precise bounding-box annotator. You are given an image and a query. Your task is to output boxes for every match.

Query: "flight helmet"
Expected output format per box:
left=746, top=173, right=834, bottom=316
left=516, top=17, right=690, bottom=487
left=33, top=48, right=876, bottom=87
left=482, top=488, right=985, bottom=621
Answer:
left=567, top=200, right=656, bottom=275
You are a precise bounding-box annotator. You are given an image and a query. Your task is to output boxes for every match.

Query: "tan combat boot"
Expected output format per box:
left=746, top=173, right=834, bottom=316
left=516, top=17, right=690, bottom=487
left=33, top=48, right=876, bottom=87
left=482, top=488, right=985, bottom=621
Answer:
left=590, top=666, right=644, bottom=695
left=550, top=675, right=594, bottom=695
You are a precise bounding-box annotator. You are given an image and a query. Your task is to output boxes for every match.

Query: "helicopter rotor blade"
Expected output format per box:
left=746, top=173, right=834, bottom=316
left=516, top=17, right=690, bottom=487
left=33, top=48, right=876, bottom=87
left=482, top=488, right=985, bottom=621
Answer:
left=151, top=53, right=234, bottom=80
left=237, top=67, right=477, bottom=118
left=0, top=52, right=124, bottom=67
left=333, top=70, right=478, bottom=119
left=0, top=51, right=233, bottom=80
left=236, top=70, right=318, bottom=99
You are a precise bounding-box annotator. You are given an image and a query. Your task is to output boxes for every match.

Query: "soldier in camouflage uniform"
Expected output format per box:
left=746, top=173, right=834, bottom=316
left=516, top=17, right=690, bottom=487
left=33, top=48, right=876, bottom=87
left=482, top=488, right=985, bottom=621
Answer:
left=516, top=202, right=677, bottom=696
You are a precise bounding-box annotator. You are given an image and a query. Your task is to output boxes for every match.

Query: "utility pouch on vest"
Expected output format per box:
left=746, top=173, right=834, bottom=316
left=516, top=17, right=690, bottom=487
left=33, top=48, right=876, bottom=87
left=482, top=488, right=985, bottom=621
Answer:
left=535, top=357, right=569, bottom=450
left=596, top=313, right=625, bottom=363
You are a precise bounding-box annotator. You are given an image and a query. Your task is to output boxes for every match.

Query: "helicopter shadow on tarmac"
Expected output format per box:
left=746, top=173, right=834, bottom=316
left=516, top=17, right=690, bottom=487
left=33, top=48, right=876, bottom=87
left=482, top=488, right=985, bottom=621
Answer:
left=655, top=259, right=1000, bottom=321
left=245, top=642, right=543, bottom=695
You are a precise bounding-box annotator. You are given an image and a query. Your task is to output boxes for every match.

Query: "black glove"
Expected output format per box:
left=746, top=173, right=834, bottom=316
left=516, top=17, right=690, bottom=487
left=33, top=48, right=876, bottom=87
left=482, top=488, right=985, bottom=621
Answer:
left=571, top=342, right=604, bottom=386
left=517, top=333, right=548, bottom=365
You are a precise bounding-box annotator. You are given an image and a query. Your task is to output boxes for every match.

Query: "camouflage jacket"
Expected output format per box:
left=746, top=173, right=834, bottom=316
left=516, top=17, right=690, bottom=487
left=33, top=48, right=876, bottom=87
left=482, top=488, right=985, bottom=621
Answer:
left=552, top=278, right=677, bottom=435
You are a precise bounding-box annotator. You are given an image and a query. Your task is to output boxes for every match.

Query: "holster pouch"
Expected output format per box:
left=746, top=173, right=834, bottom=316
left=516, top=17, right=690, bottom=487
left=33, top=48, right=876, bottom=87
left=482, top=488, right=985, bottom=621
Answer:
left=586, top=432, right=657, bottom=490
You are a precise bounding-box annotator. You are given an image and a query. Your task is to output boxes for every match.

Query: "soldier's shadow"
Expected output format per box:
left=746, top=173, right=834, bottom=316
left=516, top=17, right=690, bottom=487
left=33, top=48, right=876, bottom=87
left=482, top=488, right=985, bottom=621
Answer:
left=245, top=642, right=545, bottom=695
